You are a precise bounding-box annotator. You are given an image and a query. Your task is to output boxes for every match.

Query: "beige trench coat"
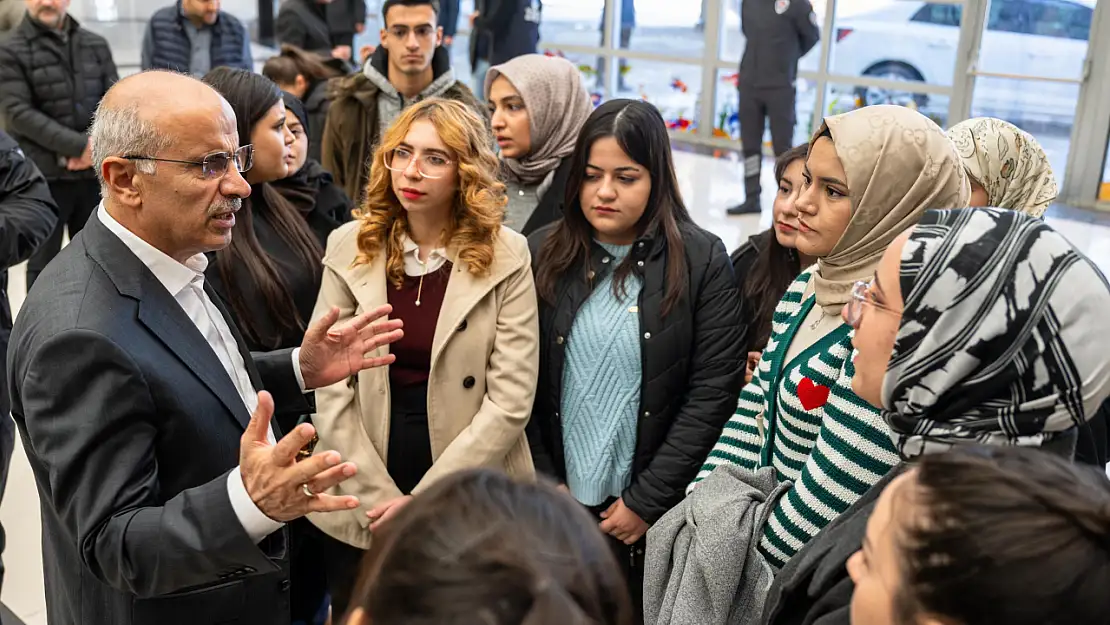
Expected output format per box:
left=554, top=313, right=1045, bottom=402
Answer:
left=307, top=221, right=539, bottom=548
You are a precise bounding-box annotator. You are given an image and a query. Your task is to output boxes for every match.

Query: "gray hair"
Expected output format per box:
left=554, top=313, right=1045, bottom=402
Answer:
left=90, top=99, right=172, bottom=195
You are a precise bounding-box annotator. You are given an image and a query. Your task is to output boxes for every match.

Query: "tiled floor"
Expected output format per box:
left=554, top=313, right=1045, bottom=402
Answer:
left=1, top=148, right=1109, bottom=625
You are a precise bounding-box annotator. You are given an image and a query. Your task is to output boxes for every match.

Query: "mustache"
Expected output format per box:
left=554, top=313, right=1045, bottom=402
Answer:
left=208, top=198, right=242, bottom=217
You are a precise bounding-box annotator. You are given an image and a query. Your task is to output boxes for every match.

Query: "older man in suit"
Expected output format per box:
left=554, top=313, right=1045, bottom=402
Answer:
left=7, top=70, right=403, bottom=625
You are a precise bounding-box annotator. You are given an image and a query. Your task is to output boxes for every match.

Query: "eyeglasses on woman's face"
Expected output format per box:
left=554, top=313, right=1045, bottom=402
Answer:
left=123, top=145, right=254, bottom=179
left=384, top=147, right=453, bottom=180
left=845, top=280, right=903, bottom=328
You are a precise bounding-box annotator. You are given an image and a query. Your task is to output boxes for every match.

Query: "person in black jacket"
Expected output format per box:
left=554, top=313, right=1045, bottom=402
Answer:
left=277, top=0, right=354, bottom=65
left=0, top=129, right=57, bottom=596
left=141, top=0, right=254, bottom=76
left=0, top=0, right=117, bottom=288
left=273, top=91, right=353, bottom=245
left=326, top=0, right=367, bottom=55
left=473, top=0, right=541, bottom=65
left=262, top=45, right=346, bottom=164
left=528, top=99, right=744, bottom=624
left=729, top=143, right=810, bottom=382
left=727, top=0, right=819, bottom=215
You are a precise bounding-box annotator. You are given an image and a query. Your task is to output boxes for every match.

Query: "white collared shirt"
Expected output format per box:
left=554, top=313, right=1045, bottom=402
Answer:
left=401, top=234, right=448, bottom=276
left=98, top=204, right=289, bottom=543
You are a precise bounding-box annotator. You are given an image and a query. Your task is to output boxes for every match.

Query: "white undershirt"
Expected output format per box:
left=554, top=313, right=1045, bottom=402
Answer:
left=98, top=204, right=298, bottom=543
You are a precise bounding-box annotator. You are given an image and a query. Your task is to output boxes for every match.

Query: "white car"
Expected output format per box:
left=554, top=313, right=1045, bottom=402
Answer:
left=831, top=0, right=1094, bottom=123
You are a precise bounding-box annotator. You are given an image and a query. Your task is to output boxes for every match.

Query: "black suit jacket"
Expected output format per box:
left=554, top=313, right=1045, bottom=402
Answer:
left=7, top=214, right=312, bottom=625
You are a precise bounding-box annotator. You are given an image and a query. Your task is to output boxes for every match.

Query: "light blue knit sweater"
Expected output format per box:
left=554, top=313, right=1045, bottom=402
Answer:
left=561, top=242, right=644, bottom=507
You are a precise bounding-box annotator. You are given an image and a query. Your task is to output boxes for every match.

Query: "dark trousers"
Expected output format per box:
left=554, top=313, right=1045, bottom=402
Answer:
left=322, top=382, right=432, bottom=619
left=289, top=518, right=330, bottom=624
left=587, top=499, right=645, bottom=625
left=738, top=85, right=797, bottom=201
left=27, top=178, right=99, bottom=289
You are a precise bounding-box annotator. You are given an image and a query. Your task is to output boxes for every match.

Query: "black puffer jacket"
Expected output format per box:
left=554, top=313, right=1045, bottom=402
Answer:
left=526, top=222, right=746, bottom=523
left=0, top=14, right=117, bottom=180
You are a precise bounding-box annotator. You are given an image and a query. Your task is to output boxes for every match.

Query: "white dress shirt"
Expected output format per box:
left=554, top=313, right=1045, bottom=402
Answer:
left=98, top=204, right=296, bottom=543
left=401, top=233, right=449, bottom=276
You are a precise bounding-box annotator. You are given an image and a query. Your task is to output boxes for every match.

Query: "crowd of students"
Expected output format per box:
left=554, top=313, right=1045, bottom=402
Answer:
left=3, top=0, right=1110, bottom=623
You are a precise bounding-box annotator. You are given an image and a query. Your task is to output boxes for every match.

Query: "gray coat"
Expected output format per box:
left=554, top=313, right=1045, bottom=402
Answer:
left=644, top=465, right=790, bottom=625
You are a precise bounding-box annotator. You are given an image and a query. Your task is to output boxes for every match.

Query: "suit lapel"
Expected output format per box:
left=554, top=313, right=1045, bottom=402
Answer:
left=82, top=216, right=254, bottom=431
left=135, top=279, right=254, bottom=430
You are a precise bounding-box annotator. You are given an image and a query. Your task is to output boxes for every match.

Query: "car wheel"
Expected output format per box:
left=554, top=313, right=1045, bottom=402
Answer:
left=856, top=63, right=929, bottom=109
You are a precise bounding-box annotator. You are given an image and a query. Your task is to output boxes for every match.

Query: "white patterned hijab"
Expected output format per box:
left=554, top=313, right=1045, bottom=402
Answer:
left=947, top=117, right=1058, bottom=218
left=812, top=105, right=970, bottom=314
left=883, top=208, right=1110, bottom=459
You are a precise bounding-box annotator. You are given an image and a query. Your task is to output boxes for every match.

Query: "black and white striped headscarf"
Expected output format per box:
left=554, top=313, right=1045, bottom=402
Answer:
left=883, top=208, right=1110, bottom=458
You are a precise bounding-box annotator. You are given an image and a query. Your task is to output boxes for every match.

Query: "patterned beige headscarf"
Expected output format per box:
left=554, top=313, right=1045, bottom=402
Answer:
left=947, top=117, right=1058, bottom=218
left=812, top=105, right=971, bottom=314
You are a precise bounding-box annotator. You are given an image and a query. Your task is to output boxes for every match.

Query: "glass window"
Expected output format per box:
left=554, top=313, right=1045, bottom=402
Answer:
left=828, top=1, right=962, bottom=88
left=540, top=0, right=608, bottom=49
left=627, top=60, right=704, bottom=132
left=712, top=70, right=817, bottom=147
left=824, top=82, right=950, bottom=128
left=911, top=4, right=964, bottom=26
left=616, top=0, right=706, bottom=59
left=970, top=77, right=1077, bottom=182
left=977, top=0, right=1092, bottom=92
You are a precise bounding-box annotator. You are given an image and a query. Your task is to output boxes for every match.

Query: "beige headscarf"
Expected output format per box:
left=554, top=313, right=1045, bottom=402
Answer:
left=946, top=117, right=1058, bottom=218
left=812, top=105, right=970, bottom=314
left=484, top=54, right=593, bottom=185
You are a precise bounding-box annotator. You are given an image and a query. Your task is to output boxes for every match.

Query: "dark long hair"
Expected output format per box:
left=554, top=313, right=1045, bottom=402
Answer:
left=202, top=67, right=324, bottom=349
left=535, top=99, right=692, bottom=316
left=894, top=446, right=1110, bottom=625
left=743, top=144, right=809, bottom=352
left=261, top=44, right=342, bottom=87
left=353, top=469, right=633, bottom=625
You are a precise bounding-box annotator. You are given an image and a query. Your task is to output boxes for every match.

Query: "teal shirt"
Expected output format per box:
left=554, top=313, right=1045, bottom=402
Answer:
left=560, top=242, right=644, bottom=506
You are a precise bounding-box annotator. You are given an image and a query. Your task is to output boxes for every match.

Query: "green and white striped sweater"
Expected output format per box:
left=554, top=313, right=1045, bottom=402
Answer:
left=690, top=268, right=899, bottom=569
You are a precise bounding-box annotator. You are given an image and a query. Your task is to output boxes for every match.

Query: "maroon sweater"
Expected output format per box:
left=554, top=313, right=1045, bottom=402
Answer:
left=386, top=262, right=452, bottom=388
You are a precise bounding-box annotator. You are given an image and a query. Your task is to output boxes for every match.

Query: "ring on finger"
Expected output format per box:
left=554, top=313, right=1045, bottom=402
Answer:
left=301, top=483, right=316, bottom=498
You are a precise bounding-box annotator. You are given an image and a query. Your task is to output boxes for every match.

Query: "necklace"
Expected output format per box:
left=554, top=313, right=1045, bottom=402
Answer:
left=415, top=256, right=428, bottom=307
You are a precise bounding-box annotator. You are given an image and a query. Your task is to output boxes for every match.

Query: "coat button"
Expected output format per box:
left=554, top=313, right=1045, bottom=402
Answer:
left=556, top=336, right=565, bottom=345
left=457, top=319, right=468, bottom=332
left=643, top=411, right=651, bottom=417
left=643, top=332, right=651, bottom=340
left=588, top=270, right=596, bottom=279
left=280, top=579, right=291, bottom=592
left=637, top=260, right=644, bottom=267
left=602, top=257, right=611, bottom=264
left=463, top=376, right=476, bottom=389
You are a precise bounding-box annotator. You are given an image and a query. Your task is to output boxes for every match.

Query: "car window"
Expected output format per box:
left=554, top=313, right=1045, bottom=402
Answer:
left=1026, top=0, right=1092, bottom=40
left=987, top=0, right=1033, bottom=34
left=911, top=3, right=963, bottom=26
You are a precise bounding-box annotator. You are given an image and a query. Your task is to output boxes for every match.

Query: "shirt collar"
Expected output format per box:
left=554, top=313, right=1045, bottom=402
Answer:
left=400, top=233, right=448, bottom=276
left=98, top=203, right=208, bottom=297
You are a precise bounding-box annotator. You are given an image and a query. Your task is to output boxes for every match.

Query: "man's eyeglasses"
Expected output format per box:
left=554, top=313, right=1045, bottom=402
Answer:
left=122, top=145, right=254, bottom=179
left=845, top=280, right=902, bottom=328
left=383, top=147, right=452, bottom=179
left=388, top=25, right=436, bottom=40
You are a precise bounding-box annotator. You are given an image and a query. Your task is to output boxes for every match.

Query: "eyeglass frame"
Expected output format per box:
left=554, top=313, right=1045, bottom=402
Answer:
left=121, top=145, right=254, bottom=179
left=383, top=147, right=453, bottom=180
left=845, top=280, right=903, bottom=328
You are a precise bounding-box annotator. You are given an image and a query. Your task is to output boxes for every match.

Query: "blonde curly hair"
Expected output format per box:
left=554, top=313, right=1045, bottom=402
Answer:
left=354, top=98, right=506, bottom=288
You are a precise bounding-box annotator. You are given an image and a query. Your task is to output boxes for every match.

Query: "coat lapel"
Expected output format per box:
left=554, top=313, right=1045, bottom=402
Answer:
left=430, top=240, right=524, bottom=371
left=83, top=216, right=254, bottom=431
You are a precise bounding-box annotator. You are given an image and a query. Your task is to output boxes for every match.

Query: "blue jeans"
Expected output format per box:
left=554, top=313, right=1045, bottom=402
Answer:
left=473, top=58, right=491, bottom=100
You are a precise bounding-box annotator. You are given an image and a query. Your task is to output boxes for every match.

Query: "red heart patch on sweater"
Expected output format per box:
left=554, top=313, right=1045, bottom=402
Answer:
left=797, top=377, right=830, bottom=411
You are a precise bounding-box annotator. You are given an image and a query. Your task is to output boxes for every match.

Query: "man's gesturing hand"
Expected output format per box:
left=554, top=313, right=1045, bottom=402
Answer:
left=240, top=391, right=361, bottom=522
left=299, top=303, right=404, bottom=390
